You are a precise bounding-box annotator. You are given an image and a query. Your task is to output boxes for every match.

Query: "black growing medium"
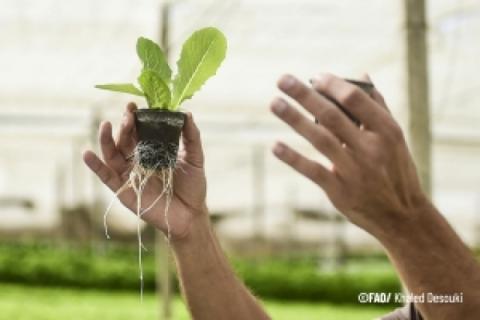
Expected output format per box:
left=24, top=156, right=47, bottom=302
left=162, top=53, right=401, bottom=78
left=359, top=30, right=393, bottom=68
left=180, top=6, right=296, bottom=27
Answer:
left=134, top=109, right=186, bottom=170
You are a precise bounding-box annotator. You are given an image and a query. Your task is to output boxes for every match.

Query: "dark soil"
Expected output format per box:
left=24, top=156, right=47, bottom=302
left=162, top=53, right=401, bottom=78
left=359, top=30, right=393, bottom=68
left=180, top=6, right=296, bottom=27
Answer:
left=134, top=109, right=186, bottom=169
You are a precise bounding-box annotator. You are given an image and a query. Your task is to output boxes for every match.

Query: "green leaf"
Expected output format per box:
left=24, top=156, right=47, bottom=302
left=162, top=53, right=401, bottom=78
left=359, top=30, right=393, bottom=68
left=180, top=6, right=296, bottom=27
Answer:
left=171, top=27, right=227, bottom=109
left=95, top=83, right=144, bottom=96
left=136, top=37, right=172, bottom=83
left=137, top=70, right=171, bottom=109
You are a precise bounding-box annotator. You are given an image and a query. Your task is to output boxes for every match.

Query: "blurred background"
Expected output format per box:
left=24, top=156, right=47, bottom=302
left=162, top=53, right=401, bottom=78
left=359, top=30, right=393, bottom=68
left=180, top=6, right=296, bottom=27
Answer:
left=1, top=0, right=480, bottom=319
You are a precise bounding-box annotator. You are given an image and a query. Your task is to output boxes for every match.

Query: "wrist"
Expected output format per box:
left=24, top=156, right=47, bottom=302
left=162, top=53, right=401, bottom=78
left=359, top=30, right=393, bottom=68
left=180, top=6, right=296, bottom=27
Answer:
left=370, top=196, right=437, bottom=246
left=170, top=206, right=212, bottom=250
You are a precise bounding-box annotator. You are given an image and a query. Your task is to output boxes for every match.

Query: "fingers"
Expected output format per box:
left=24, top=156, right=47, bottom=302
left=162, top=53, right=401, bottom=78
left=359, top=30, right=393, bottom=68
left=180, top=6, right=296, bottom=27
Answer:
left=270, top=97, right=350, bottom=165
left=83, top=150, right=122, bottom=191
left=181, top=112, right=204, bottom=168
left=116, top=102, right=138, bottom=157
left=312, top=73, right=390, bottom=131
left=126, top=101, right=137, bottom=113
left=99, top=121, right=130, bottom=173
left=277, top=75, right=362, bottom=147
left=272, top=142, right=335, bottom=189
left=360, top=74, right=390, bottom=112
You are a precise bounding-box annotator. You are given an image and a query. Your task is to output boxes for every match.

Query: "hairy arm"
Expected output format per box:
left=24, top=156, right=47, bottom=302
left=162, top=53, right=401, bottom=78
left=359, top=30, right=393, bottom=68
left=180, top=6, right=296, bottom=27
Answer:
left=270, top=73, right=480, bottom=319
left=83, top=103, right=270, bottom=320
left=172, top=214, right=270, bottom=320
left=380, top=202, right=480, bottom=319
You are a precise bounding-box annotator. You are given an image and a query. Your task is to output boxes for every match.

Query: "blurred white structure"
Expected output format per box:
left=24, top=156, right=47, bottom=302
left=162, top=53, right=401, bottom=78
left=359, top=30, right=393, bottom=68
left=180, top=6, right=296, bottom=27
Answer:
left=0, top=0, right=480, bottom=249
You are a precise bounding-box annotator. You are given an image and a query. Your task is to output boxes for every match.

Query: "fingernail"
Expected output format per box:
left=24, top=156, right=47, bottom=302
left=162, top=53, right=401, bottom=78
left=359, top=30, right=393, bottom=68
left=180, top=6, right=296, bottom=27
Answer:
left=272, top=99, right=287, bottom=114
left=273, top=143, right=285, bottom=156
left=278, top=75, right=296, bottom=90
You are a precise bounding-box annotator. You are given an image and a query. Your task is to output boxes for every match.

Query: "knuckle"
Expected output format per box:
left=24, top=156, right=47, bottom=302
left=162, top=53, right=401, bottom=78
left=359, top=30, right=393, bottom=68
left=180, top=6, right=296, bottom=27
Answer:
left=384, top=122, right=404, bottom=143
left=319, top=108, right=341, bottom=127
left=338, top=87, right=362, bottom=106
left=362, top=135, right=386, bottom=164
left=100, top=132, right=109, bottom=144
left=103, top=151, right=114, bottom=162
left=312, top=169, right=327, bottom=185
left=285, top=109, right=302, bottom=126
left=362, top=136, right=384, bottom=161
left=101, top=169, right=113, bottom=184
left=312, top=130, right=335, bottom=153
left=284, top=150, right=303, bottom=169
left=89, top=157, right=101, bottom=172
left=286, top=150, right=299, bottom=166
left=317, top=74, right=334, bottom=91
left=369, top=147, right=385, bottom=164
left=289, top=84, right=308, bottom=101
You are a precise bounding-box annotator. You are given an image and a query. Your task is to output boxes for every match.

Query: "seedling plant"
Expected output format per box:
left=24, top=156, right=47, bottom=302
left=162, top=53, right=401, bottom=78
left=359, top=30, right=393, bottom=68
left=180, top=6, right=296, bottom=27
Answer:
left=95, top=27, right=227, bottom=298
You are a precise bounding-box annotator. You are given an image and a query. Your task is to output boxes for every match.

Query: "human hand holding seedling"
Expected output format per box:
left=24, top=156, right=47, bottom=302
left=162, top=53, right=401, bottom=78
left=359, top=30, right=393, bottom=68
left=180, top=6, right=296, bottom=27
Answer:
left=87, top=27, right=226, bottom=242
left=83, top=103, right=207, bottom=239
left=83, top=31, right=271, bottom=318
left=85, top=27, right=227, bottom=302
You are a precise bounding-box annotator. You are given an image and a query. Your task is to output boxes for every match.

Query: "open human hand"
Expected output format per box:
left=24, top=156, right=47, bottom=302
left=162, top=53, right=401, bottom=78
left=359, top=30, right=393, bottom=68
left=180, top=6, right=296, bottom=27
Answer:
left=270, top=74, right=428, bottom=237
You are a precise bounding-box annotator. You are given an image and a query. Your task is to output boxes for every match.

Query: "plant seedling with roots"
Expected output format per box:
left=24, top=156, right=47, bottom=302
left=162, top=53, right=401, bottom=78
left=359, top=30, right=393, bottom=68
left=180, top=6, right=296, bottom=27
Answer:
left=97, top=27, right=226, bottom=172
left=95, top=27, right=227, bottom=298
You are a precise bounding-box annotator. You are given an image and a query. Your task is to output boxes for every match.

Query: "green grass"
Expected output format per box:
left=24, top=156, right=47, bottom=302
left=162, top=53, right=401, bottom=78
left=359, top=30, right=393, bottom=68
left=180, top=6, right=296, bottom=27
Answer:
left=0, top=283, right=392, bottom=320
left=0, top=241, right=402, bottom=304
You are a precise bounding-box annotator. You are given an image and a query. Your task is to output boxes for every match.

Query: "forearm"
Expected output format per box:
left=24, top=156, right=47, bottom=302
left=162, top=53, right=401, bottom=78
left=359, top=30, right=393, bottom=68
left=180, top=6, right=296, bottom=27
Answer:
left=374, top=201, right=480, bottom=319
left=171, top=210, right=271, bottom=320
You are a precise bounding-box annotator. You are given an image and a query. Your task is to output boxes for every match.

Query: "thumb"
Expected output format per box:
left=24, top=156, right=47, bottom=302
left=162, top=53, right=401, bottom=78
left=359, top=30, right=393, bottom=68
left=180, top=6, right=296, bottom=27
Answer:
left=181, top=112, right=204, bottom=168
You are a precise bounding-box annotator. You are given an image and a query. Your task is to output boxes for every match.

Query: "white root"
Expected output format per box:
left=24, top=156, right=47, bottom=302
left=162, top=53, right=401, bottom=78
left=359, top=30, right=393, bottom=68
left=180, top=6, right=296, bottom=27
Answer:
left=103, top=181, right=131, bottom=239
left=102, top=143, right=179, bottom=301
